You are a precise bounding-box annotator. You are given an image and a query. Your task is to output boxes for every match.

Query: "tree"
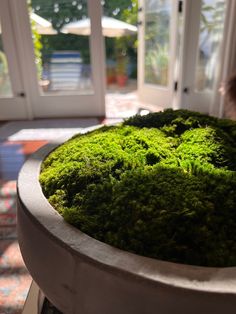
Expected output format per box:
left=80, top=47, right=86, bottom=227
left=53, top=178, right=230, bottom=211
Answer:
left=31, top=0, right=136, bottom=31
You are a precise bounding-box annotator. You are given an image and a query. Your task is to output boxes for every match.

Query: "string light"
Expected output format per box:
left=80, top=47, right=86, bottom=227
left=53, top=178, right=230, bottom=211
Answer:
left=112, top=8, right=120, bottom=16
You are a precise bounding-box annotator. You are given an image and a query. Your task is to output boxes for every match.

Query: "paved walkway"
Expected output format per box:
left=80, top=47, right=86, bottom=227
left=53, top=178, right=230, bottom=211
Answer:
left=106, top=90, right=163, bottom=119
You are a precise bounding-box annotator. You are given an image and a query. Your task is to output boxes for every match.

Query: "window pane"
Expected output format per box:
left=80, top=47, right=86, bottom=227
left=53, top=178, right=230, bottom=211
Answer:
left=195, top=0, right=226, bottom=91
left=30, top=0, right=93, bottom=95
left=144, top=0, right=171, bottom=86
left=102, top=2, right=138, bottom=95
left=0, top=21, right=13, bottom=97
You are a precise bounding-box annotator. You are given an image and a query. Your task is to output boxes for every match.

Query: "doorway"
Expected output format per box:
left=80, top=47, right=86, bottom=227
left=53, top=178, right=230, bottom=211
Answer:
left=0, top=0, right=106, bottom=120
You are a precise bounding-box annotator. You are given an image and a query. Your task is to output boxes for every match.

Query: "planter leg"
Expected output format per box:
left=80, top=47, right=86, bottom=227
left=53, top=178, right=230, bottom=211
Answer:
left=22, top=281, right=44, bottom=314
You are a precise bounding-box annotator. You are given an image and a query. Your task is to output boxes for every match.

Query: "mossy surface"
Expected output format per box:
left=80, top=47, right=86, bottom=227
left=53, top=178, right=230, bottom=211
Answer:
left=40, top=109, right=236, bottom=267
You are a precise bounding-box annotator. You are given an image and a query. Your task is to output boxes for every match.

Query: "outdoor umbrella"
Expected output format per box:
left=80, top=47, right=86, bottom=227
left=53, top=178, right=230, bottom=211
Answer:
left=61, top=16, right=137, bottom=37
left=30, top=12, right=57, bottom=35
left=0, top=13, right=56, bottom=35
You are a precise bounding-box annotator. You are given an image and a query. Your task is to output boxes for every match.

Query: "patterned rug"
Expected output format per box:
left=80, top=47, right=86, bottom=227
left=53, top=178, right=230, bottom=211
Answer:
left=0, top=180, right=32, bottom=314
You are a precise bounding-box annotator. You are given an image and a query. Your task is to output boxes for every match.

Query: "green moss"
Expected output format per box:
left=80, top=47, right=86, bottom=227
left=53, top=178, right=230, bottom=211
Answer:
left=40, top=109, right=236, bottom=267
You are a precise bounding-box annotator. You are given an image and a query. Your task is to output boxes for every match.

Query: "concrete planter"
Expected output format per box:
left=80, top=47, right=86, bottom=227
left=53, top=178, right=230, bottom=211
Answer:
left=17, top=140, right=236, bottom=314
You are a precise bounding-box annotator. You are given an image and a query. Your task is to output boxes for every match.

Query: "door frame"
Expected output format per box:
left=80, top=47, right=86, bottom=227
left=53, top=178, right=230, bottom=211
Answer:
left=177, top=0, right=229, bottom=115
left=0, top=0, right=30, bottom=120
left=211, top=0, right=236, bottom=118
left=9, top=0, right=106, bottom=119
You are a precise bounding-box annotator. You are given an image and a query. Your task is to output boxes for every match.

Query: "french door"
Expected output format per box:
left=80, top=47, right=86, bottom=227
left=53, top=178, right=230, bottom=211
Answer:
left=138, top=0, right=229, bottom=116
left=0, top=0, right=29, bottom=120
left=179, top=0, right=227, bottom=114
left=138, top=0, right=179, bottom=108
left=1, top=0, right=105, bottom=119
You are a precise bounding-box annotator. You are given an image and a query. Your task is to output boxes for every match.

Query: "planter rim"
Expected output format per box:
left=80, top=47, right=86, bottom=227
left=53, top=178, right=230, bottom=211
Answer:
left=17, top=132, right=236, bottom=295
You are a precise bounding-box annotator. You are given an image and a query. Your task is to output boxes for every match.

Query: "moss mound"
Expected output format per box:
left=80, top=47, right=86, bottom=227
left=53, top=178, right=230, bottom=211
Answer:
left=40, top=109, right=236, bottom=267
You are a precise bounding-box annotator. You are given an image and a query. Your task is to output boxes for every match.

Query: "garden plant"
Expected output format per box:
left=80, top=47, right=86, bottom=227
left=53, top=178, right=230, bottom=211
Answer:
left=40, top=109, right=236, bottom=268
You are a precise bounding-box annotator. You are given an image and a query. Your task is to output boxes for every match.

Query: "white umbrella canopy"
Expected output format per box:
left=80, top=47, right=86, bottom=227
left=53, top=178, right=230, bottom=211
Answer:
left=30, top=12, right=57, bottom=35
left=0, top=13, right=57, bottom=35
left=61, top=16, right=137, bottom=37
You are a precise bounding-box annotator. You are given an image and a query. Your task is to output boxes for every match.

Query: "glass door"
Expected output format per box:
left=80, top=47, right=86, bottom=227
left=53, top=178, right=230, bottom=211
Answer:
left=0, top=0, right=29, bottom=120
left=179, top=0, right=227, bottom=113
left=138, top=0, right=179, bottom=108
left=11, top=0, right=105, bottom=118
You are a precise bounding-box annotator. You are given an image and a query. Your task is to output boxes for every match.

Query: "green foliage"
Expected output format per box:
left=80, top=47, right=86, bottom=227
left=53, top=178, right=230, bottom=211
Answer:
left=200, top=1, right=225, bottom=35
left=0, top=50, right=11, bottom=95
left=40, top=109, right=236, bottom=267
left=116, top=55, right=129, bottom=76
left=197, top=1, right=225, bottom=90
left=31, top=19, right=43, bottom=79
left=114, top=0, right=138, bottom=59
left=31, top=0, right=88, bottom=31
left=145, top=44, right=169, bottom=85
left=0, top=51, right=7, bottom=75
left=144, top=5, right=170, bottom=85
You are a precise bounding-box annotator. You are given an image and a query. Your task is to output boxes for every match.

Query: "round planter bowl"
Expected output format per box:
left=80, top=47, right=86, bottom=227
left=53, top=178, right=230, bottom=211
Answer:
left=17, top=140, right=236, bottom=314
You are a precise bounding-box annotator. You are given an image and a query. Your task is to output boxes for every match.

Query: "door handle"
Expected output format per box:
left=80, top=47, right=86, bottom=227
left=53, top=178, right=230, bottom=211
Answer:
left=183, top=87, right=189, bottom=94
left=16, top=92, right=26, bottom=97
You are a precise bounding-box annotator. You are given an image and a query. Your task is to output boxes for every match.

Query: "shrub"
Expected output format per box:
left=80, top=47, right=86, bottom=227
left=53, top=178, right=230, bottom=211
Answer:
left=40, top=109, right=236, bottom=267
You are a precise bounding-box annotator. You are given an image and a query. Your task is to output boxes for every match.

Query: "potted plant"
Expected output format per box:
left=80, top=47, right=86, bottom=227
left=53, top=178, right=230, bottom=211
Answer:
left=17, top=109, right=236, bottom=314
left=106, top=65, right=116, bottom=85
left=116, top=54, right=128, bottom=87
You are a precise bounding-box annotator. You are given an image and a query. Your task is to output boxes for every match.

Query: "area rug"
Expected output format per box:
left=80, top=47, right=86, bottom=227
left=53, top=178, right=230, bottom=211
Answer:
left=0, top=180, right=32, bottom=314
left=0, top=118, right=100, bottom=141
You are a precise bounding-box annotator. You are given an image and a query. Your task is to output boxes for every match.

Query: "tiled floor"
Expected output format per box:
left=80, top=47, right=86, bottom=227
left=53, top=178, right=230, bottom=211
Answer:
left=106, top=90, right=162, bottom=118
